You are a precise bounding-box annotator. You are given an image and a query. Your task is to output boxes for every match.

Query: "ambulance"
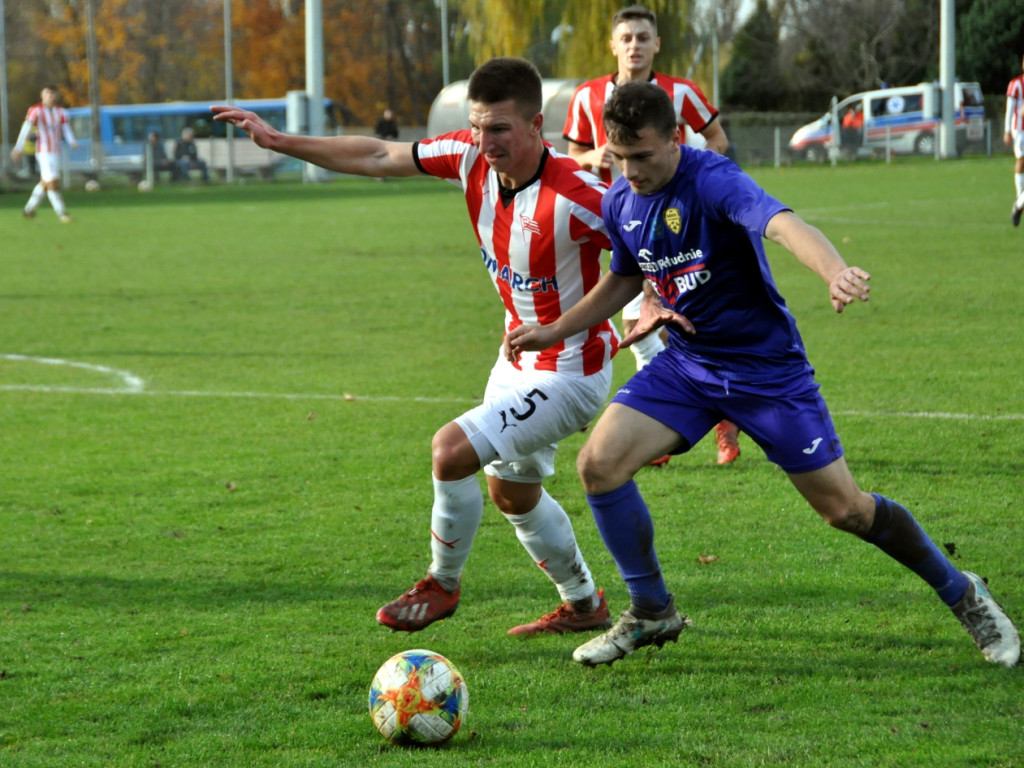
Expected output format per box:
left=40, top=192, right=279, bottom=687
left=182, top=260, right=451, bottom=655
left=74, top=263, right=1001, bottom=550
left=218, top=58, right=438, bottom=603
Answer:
left=789, top=81, right=985, bottom=162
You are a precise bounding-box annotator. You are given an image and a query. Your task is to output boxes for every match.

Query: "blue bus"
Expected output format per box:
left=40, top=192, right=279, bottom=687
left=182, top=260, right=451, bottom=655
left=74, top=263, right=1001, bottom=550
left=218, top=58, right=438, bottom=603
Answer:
left=65, top=97, right=341, bottom=179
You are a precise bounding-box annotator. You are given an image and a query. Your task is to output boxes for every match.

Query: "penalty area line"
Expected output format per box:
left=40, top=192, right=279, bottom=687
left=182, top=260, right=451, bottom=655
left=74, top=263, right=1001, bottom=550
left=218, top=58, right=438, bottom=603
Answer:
left=0, top=384, right=481, bottom=405
left=0, top=384, right=1018, bottom=419
left=833, top=409, right=1024, bottom=422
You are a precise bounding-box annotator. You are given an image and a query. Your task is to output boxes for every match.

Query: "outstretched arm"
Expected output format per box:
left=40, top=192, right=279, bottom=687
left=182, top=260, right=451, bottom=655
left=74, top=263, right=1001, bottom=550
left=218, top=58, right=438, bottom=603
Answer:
left=503, top=271, right=645, bottom=362
left=210, top=105, right=420, bottom=178
left=765, top=211, right=870, bottom=313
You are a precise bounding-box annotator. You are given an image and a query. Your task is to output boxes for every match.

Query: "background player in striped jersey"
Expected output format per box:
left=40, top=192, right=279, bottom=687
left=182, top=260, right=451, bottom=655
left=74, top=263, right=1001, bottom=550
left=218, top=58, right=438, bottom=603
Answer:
left=213, top=58, right=617, bottom=638
left=563, top=4, right=740, bottom=465
left=1005, top=53, right=1024, bottom=226
left=10, top=85, right=77, bottom=223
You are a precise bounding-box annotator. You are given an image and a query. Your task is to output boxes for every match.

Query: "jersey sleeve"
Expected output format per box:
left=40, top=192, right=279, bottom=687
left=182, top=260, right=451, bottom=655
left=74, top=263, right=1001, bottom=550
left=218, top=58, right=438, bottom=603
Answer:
left=697, top=156, right=789, bottom=235
left=13, top=120, right=32, bottom=153
left=602, top=187, right=642, bottom=277
left=413, top=130, right=475, bottom=184
left=562, top=83, right=597, bottom=147
left=659, top=75, right=719, bottom=134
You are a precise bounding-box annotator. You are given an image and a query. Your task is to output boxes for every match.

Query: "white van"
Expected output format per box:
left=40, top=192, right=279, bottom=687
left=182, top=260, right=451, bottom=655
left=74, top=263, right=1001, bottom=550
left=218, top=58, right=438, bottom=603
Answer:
left=789, top=81, right=985, bottom=162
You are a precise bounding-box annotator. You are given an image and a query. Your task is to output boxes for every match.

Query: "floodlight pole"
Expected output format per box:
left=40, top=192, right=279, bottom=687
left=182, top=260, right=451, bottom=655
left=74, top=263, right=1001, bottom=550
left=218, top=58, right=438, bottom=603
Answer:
left=85, top=0, right=102, bottom=172
left=441, top=0, right=450, bottom=86
left=711, top=7, right=720, bottom=107
left=224, top=0, right=235, bottom=183
left=304, top=0, right=326, bottom=182
left=0, top=0, right=9, bottom=177
left=939, top=0, right=956, bottom=159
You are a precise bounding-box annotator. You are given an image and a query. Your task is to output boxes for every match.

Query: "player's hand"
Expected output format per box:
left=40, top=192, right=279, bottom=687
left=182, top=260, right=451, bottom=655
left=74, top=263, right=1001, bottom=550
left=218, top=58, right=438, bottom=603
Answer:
left=10, top=149, right=21, bottom=161
left=829, top=266, right=871, bottom=313
left=503, top=324, right=560, bottom=363
left=210, top=106, right=275, bottom=149
left=621, top=292, right=695, bottom=347
left=594, top=145, right=614, bottom=171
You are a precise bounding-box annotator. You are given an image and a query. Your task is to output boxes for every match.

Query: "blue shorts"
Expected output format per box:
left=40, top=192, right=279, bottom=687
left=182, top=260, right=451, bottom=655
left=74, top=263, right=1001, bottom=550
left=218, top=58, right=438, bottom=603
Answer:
left=612, top=350, right=843, bottom=474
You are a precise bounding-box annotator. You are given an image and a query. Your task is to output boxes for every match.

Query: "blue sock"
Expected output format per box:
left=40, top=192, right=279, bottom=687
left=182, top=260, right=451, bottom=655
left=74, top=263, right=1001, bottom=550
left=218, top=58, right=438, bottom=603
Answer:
left=586, top=480, right=671, bottom=613
left=863, top=494, right=968, bottom=606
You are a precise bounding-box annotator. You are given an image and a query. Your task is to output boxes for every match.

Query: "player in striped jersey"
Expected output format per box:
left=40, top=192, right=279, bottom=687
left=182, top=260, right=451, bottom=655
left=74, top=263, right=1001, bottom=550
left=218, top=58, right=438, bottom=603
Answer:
left=1004, top=53, right=1024, bottom=226
left=213, top=58, right=617, bottom=637
left=10, top=85, right=77, bottom=223
left=563, top=4, right=741, bottom=466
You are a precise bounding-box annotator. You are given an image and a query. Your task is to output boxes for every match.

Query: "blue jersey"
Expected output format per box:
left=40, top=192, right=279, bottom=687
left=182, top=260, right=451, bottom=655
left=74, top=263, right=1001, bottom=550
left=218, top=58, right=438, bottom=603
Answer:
left=604, top=147, right=812, bottom=388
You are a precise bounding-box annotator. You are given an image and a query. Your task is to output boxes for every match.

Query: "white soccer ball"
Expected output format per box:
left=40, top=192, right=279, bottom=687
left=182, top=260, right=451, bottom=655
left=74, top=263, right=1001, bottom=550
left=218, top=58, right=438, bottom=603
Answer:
left=137, top=179, right=152, bottom=193
left=368, top=649, right=469, bottom=746
left=84, top=179, right=100, bottom=192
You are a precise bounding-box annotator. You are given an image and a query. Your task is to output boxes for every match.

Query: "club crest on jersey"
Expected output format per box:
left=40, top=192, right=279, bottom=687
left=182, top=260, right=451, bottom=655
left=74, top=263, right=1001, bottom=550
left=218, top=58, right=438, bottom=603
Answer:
left=519, top=214, right=541, bottom=236
left=664, top=208, right=682, bottom=234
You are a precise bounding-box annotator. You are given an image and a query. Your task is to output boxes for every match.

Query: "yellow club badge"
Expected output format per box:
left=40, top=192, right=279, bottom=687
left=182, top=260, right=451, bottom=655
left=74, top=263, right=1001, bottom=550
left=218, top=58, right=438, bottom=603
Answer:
left=664, top=207, right=682, bottom=234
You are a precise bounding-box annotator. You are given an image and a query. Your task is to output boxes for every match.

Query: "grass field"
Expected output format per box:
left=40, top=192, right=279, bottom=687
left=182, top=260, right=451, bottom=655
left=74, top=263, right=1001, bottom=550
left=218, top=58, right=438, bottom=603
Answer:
left=2, top=156, right=1022, bottom=767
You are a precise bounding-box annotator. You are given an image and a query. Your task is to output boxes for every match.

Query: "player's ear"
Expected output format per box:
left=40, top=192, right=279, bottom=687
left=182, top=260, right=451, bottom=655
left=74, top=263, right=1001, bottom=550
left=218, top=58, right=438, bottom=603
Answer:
left=653, top=36, right=661, bottom=55
left=532, top=112, right=544, bottom=136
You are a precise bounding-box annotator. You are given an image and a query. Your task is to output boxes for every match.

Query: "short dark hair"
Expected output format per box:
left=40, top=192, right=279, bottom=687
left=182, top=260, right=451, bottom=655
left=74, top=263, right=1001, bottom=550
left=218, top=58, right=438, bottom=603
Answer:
left=603, top=81, right=677, bottom=144
left=612, top=5, right=657, bottom=32
left=467, top=57, right=543, bottom=118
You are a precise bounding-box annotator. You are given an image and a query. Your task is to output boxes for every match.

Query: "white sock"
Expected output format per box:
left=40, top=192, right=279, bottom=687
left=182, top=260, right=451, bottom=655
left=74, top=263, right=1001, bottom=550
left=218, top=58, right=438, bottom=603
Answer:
left=1017, top=188, right=1024, bottom=211
left=26, top=183, right=45, bottom=213
left=46, top=190, right=67, bottom=217
left=629, top=331, right=665, bottom=370
left=427, top=475, right=484, bottom=591
left=1015, top=173, right=1024, bottom=198
left=503, top=488, right=596, bottom=606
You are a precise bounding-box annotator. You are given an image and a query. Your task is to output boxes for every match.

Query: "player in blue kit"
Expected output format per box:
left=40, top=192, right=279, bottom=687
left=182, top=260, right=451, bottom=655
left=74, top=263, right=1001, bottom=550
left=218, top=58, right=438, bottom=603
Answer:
left=505, top=81, right=1020, bottom=668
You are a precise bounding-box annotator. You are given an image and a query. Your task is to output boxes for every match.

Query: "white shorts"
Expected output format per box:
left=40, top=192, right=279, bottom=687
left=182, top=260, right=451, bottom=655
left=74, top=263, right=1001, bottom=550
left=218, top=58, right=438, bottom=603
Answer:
left=1014, top=131, right=1024, bottom=160
left=36, top=152, right=61, bottom=183
left=455, top=353, right=612, bottom=482
left=621, top=292, right=644, bottom=321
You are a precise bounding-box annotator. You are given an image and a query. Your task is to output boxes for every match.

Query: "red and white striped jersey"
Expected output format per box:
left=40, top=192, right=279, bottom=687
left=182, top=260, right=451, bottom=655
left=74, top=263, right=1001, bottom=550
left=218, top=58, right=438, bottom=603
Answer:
left=1006, top=75, right=1024, bottom=135
left=563, top=72, right=719, bottom=183
left=414, top=131, right=618, bottom=376
left=19, top=102, right=73, bottom=154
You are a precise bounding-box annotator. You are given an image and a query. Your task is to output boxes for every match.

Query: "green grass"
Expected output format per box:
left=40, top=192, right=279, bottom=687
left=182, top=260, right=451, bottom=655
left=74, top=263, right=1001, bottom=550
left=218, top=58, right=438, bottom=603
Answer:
left=2, top=157, right=1023, bottom=767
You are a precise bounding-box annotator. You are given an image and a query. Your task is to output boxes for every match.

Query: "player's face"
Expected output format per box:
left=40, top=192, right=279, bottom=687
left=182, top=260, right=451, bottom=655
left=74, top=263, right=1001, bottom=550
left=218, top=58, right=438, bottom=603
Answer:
left=610, top=19, right=660, bottom=77
left=607, top=126, right=681, bottom=196
left=468, top=98, right=543, bottom=183
left=41, top=88, right=57, bottom=107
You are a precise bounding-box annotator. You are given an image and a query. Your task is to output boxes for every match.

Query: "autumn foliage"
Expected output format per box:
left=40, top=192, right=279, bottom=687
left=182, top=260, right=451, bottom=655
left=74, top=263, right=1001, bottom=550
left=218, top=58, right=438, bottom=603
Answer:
left=8, top=0, right=448, bottom=128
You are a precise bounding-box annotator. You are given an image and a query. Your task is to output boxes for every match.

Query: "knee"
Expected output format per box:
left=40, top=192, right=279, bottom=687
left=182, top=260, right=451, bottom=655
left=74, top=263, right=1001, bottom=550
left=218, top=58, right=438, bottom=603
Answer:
left=577, top=443, right=625, bottom=496
left=487, top=482, right=540, bottom=515
left=816, top=492, right=875, bottom=536
left=431, top=424, right=479, bottom=481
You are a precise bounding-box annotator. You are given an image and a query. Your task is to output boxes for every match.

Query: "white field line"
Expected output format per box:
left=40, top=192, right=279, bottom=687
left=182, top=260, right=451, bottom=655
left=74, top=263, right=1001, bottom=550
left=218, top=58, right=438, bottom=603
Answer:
left=1, top=354, right=1021, bottom=418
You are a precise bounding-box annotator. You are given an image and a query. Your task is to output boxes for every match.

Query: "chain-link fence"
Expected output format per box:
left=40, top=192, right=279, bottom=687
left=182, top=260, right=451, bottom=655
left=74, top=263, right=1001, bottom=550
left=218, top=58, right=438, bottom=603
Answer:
left=722, top=112, right=1009, bottom=168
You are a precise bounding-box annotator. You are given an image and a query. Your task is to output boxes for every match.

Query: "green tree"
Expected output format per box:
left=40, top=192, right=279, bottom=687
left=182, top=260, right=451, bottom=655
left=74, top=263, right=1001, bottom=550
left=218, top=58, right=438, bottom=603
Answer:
left=721, top=0, right=785, bottom=110
left=456, top=0, right=549, bottom=63
left=958, top=0, right=1024, bottom=95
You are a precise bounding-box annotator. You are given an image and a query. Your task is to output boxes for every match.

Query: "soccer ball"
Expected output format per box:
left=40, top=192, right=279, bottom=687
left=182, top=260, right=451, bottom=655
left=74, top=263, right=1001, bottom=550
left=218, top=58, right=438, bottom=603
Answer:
left=368, top=649, right=468, bottom=746
left=137, top=179, right=152, bottom=193
left=84, top=179, right=100, bottom=192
